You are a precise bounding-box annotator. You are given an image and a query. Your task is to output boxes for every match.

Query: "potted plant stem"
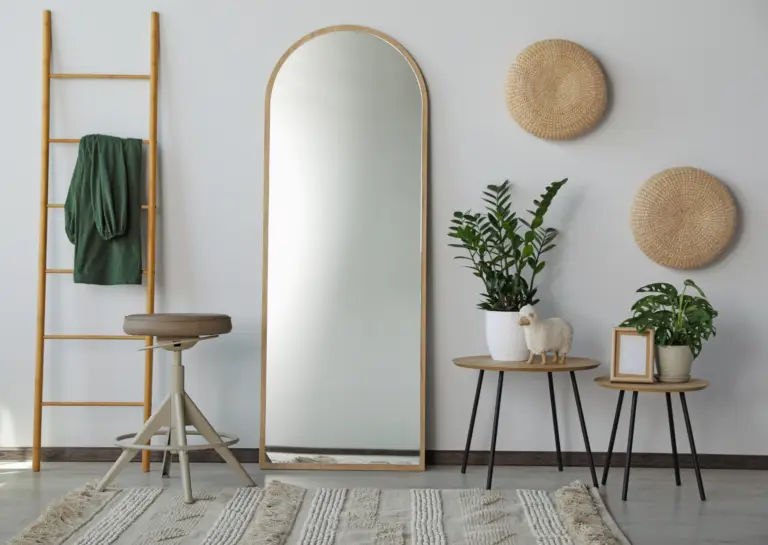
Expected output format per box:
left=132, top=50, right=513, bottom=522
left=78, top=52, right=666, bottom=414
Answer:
left=620, top=279, right=718, bottom=382
left=448, top=179, right=567, bottom=361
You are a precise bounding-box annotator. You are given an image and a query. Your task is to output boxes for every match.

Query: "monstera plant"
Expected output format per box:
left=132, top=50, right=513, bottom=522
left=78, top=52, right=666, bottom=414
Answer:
left=620, top=279, right=718, bottom=382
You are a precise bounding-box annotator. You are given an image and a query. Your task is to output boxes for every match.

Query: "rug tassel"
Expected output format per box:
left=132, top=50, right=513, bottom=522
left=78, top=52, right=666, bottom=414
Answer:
left=554, top=481, right=620, bottom=545
left=6, top=480, right=118, bottom=545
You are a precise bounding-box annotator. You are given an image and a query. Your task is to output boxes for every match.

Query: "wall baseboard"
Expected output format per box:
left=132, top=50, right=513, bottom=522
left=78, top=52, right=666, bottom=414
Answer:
left=426, top=450, right=768, bottom=470
left=1, top=447, right=766, bottom=470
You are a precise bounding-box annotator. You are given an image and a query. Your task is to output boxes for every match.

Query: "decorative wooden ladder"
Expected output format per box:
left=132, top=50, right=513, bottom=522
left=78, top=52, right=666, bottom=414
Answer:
left=32, top=10, right=160, bottom=472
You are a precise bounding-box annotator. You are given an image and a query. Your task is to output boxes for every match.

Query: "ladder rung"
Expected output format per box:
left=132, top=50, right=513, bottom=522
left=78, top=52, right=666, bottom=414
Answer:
left=50, top=138, right=150, bottom=144
left=42, top=401, right=144, bottom=407
left=46, top=268, right=149, bottom=275
left=51, top=74, right=150, bottom=80
left=48, top=203, right=150, bottom=210
left=43, top=334, right=146, bottom=341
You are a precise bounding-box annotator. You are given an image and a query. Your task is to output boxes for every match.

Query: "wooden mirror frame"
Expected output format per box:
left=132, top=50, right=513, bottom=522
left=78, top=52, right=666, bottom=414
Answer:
left=259, top=25, right=429, bottom=471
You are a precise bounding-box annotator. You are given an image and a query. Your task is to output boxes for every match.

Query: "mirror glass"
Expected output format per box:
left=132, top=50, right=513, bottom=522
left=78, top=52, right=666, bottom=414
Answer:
left=262, top=27, right=426, bottom=468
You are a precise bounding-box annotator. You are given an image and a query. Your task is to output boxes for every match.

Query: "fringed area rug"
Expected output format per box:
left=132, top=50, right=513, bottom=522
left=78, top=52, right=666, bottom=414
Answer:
left=6, top=480, right=630, bottom=545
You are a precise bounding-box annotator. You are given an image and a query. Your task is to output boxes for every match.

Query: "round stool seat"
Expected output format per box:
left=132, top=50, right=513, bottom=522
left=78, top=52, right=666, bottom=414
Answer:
left=124, top=313, right=232, bottom=338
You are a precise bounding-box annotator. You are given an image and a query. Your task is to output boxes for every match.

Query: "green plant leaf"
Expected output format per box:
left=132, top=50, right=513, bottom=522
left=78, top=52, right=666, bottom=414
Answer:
left=522, top=245, right=534, bottom=258
left=637, top=283, right=679, bottom=298
left=683, top=279, right=707, bottom=298
left=630, top=293, right=673, bottom=311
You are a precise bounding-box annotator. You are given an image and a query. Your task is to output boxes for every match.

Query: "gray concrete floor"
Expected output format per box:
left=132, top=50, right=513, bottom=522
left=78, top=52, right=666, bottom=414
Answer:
left=1, top=461, right=766, bottom=544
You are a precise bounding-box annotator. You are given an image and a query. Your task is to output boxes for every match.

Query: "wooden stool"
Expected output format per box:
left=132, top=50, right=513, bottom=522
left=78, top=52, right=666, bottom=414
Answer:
left=96, top=313, right=256, bottom=503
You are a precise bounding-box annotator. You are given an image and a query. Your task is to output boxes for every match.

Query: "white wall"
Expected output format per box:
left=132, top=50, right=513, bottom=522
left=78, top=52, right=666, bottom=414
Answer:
left=1, top=0, right=766, bottom=456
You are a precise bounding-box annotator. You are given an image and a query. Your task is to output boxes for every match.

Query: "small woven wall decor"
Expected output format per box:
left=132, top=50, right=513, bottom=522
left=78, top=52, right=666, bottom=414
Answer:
left=506, top=39, right=607, bottom=140
left=631, top=167, right=737, bottom=269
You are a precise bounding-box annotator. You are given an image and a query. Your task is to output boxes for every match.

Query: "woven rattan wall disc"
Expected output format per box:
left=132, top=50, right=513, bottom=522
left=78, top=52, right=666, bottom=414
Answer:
left=506, top=39, right=607, bottom=140
left=631, top=167, right=737, bottom=269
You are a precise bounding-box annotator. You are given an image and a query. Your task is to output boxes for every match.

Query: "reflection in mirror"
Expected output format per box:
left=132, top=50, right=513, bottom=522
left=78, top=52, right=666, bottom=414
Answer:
left=261, top=26, right=427, bottom=470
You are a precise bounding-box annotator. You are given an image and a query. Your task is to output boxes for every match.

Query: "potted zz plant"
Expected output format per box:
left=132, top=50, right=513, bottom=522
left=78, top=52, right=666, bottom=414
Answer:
left=620, top=280, right=718, bottom=383
left=448, top=179, right=567, bottom=361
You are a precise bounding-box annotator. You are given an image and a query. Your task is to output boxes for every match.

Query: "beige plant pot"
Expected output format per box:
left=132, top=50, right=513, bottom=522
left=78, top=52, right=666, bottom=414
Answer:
left=657, top=345, right=694, bottom=383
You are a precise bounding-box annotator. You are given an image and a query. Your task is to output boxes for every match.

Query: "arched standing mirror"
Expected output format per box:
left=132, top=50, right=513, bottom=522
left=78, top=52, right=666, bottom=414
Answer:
left=260, top=26, right=428, bottom=471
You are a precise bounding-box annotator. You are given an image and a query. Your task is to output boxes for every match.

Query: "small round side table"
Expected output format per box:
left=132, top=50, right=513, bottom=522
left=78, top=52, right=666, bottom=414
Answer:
left=594, top=376, right=709, bottom=501
left=453, top=356, right=600, bottom=490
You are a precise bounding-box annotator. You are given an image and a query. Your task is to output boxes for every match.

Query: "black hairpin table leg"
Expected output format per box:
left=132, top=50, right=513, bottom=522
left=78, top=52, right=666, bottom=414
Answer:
left=666, top=392, right=681, bottom=486
left=486, top=372, right=504, bottom=490
left=547, top=372, right=563, bottom=471
left=622, top=391, right=639, bottom=501
left=601, top=390, right=624, bottom=485
left=461, top=370, right=485, bottom=474
left=594, top=376, right=710, bottom=501
left=570, top=371, right=598, bottom=487
left=680, top=392, right=706, bottom=501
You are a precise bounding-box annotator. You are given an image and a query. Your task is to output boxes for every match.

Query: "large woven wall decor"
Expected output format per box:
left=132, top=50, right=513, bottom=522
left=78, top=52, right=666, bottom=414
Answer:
left=506, top=39, right=607, bottom=140
left=631, top=167, right=737, bottom=270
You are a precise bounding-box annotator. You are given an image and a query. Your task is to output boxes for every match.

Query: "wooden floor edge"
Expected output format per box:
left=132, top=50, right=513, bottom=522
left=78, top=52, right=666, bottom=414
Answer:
left=1, top=448, right=766, bottom=470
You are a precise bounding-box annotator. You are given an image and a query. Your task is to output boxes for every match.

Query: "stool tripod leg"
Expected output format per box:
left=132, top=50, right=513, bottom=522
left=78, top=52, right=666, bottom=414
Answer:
left=97, top=396, right=170, bottom=491
left=161, top=417, right=174, bottom=478
left=184, top=394, right=256, bottom=487
left=172, top=391, right=194, bottom=504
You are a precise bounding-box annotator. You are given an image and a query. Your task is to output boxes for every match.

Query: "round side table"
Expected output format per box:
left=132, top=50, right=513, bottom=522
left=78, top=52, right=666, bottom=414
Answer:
left=594, top=376, right=709, bottom=501
left=453, top=356, right=600, bottom=490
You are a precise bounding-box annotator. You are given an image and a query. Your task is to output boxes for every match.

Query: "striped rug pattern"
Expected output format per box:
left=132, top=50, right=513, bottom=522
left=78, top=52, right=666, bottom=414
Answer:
left=6, top=480, right=630, bottom=545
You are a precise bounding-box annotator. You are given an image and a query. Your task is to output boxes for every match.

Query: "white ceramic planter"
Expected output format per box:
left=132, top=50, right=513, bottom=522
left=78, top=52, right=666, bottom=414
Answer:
left=657, top=345, right=694, bottom=383
left=485, top=310, right=529, bottom=361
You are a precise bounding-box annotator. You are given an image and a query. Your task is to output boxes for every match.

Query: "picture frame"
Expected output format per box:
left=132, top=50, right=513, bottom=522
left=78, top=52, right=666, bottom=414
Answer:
left=610, top=327, right=655, bottom=383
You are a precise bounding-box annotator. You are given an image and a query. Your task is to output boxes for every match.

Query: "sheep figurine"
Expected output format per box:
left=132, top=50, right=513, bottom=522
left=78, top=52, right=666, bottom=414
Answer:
left=518, top=304, right=573, bottom=364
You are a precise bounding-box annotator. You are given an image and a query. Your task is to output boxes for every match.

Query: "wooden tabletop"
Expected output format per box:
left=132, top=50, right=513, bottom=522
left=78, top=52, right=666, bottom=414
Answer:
left=594, top=376, right=709, bottom=392
left=452, top=355, right=600, bottom=373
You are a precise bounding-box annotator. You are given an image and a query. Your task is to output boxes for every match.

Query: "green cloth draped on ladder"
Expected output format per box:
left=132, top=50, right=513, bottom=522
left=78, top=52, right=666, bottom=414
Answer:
left=64, top=134, right=143, bottom=285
